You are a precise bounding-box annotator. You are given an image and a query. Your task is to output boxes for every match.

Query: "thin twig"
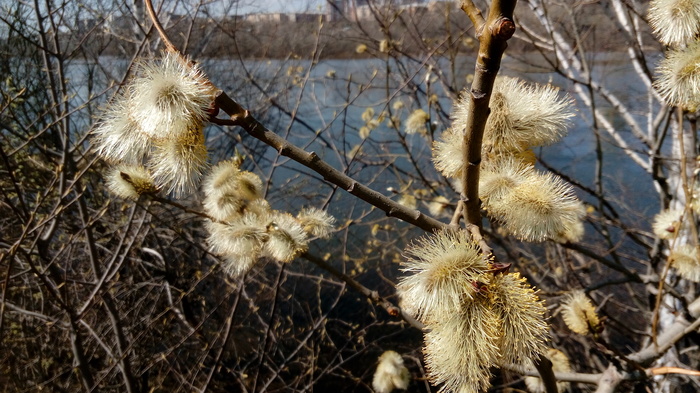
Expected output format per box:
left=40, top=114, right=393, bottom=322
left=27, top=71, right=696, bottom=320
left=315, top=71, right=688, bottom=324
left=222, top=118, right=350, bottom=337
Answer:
left=302, top=252, right=424, bottom=330
left=144, top=0, right=176, bottom=52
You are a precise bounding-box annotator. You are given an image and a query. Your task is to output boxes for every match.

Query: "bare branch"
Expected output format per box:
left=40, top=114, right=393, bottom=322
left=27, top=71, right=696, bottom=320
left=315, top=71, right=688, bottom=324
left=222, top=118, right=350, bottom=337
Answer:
left=460, top=0, right=486, bottom=32
left=214, top=93, right=449, bottom=233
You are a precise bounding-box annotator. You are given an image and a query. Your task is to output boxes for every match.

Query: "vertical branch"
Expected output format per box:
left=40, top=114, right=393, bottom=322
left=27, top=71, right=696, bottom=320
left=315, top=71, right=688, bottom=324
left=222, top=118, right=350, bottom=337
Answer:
left=461, top=2, right=558, bottom=393
left=77, top=197, right=137, bottom=393
left=32, top=0, right=68, bottom=254
left=144, top=0, right=177, bottom=53
left=460, top=0, right=486, bottom=31
left=69, top=317, right=96, bottom=392
left=533, top=355, right=559, bottom=393
left=460, top=0, right=517, bottom=228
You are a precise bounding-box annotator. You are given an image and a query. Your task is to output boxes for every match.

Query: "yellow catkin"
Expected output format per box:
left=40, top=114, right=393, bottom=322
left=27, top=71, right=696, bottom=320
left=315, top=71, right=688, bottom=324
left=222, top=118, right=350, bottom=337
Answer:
left=561, top=291, right=600, bottom=335
left=150, top=124, right=208, bottom=197
left=397, top=230, right=489, bottom=322
left=489, top=272, right=549, bottom=365
left=372, top=351, right=410, bottom=393
left=130, top=51, right=215, bottom=140
left=488, top=170, right=584, bottom=242
left=106, top=165, right=157, bottom=200
left=648, top=0, right=700, bottom=46
left=669, top=244, right=700, bottom=282
left=296, top=208, right=336, bottom=238
left=423, top=296, right=500, bottom=393
left=404, top=109, right=429, bottom=135
left=652, top=208, right=684, bottom=240
left=654, top=43, right=700, bottom=109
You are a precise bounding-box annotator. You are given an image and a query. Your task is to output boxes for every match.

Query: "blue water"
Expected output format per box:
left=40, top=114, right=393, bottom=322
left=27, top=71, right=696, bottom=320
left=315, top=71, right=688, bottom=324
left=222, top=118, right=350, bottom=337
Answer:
left=213, top=55, right=660, bottom=215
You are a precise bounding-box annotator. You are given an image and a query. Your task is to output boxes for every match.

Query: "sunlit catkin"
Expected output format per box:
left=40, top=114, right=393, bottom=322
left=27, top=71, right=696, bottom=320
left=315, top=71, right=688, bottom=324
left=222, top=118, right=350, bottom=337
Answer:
left=669, top=244, right=700, bottom=282
left=130, top=51, right=215, bottom=140
left=432, top=126, right=464, bottom=179
left=106, top=165, right=157, bottom=200
left=428, top=196, right=451, bottom=218
left=423, top=296, right=500, bottom=393
left=92, top=97, right=151, bottom=164
left=490, top=170, right=584, bottom=242
left=552, top=218, right=585, bottom=244
left=655, top=43, right=700, bottom=110
left=648, top=0, right=700, bottom=47
left=433, top=78, right=570, bottom=180
left=362, top=107, right=375, bottom=122
left=561, top=291, right=600, bottom=335
left=296, top=207, right=335, bottom=238
left=479, top=157, right=533, bottom=209
left=652, top=208, right=685, bottom=240
left=449, top=77, right=572, bottom=153
left=489, top=272, right=548, bottom=365
left=404, top=109, right=430, bottom=135
left=397, top=230, right=489, bottom=322
left=203, top=159, right=263, bottom=222
left=205, top=211, right=271, bottom=277
left=221, top=253, right=258, bottom=278
left=372, top=351, right=410, bottom=393
left=692, top=185, right=700, bottom=213
left=149, top=124, right=208, bottom=197
left=398, top=194, right=417, bottom=209
left=263, top=212, right=309, bottom=262
left=245, top=198, right=273, bottom=219
left=206, top=217, right=268, bottom=258
left=524, top=348, right=571, bottom=393
left=379, top=39, right=390, bottom=54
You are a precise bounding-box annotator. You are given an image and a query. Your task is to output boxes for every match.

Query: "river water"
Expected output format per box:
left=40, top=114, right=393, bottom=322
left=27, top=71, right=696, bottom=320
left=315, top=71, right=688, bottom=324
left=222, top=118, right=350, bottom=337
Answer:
left=69, top=53, right=662, bottom=242
left=211, top=54, right=660, bottom=214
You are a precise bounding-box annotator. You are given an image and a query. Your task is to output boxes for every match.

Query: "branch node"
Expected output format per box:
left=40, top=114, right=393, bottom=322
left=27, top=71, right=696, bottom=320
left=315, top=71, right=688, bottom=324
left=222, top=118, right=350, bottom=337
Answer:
left=472, top=89, right=487, bottom=100
left=492, top=18, right=516, bottom=40
left=278, top=144, right=290, bottom=156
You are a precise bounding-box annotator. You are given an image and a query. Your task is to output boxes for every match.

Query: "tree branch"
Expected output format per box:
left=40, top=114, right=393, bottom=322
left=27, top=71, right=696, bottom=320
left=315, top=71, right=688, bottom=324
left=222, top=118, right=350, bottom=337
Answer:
left=533, top=354, right=559, bottom=393
left=460, top=0, right=517, bottom=229
left=144, top=0, right=176, bottom=52
left=214, top=92, right=449, bottom=233
left=460, top=0, right=486, bottom=32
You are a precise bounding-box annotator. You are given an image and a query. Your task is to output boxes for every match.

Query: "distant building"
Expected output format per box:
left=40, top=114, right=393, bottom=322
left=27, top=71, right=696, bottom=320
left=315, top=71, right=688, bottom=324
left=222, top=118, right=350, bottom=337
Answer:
left=427, top=0, right=457, bottom=13
left=350, top=0, right=430, bottom=20
left=244, top=13, right=324, bottom=24
left=291, top=13, right=325, bottom=23
left=244, top=13, right=291, bottom=24
left=327, top=0, right=434, bottom=21
left=326, top=0, right=344, bottom=21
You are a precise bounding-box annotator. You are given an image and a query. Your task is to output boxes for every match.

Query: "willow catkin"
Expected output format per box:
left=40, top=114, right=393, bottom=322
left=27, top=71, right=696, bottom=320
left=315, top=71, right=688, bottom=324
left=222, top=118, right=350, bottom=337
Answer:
left=397, top=230, right=489, bottom=322
left=648, top=0, right=700, bottom=47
